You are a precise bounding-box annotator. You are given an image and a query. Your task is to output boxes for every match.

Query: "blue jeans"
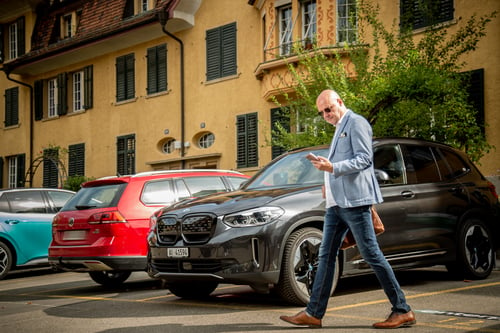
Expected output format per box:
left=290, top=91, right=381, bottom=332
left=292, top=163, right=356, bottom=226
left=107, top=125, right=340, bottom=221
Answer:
left=306, top=205, right=411, bottom=318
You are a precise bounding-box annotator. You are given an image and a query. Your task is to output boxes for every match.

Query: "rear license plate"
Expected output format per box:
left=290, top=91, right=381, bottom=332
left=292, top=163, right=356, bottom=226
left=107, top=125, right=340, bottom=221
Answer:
left=167, top=247, right=189, bottom=258
left=62, top=230, right=86, bottom=240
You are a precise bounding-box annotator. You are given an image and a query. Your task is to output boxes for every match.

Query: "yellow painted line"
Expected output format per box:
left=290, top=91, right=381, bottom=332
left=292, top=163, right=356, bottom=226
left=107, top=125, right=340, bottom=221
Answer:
left=325, top=281, right=500, bottom=312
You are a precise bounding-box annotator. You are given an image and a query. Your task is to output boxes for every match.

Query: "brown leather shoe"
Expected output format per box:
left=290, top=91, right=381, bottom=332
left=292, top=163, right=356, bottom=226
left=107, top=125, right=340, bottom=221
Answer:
left=280, top=310, right=322, bottom=328
left=373, top=310, right=416, bottom=329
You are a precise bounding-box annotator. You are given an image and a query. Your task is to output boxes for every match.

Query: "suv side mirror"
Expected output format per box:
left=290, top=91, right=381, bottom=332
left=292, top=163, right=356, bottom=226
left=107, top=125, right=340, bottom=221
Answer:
left=375, top=169, right=390, bottom=184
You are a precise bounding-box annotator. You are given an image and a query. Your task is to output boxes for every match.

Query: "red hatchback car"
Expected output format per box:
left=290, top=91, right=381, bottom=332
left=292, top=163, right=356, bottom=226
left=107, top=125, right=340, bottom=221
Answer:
left=49, top=169, right=249, bottom=286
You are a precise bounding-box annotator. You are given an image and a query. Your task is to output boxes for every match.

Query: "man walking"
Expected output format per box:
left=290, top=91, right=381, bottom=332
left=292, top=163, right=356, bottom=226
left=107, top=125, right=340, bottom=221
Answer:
left=279, top=89, right=416, bottom=329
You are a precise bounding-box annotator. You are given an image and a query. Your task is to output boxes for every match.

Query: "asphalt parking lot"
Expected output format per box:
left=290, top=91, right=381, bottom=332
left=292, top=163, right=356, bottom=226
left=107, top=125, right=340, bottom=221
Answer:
left=1, top=264, right=500, bottom=333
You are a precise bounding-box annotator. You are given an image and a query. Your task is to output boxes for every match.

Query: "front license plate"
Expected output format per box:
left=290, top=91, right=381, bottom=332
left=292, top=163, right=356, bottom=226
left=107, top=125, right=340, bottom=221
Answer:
left=167, top=247, right=189, bottom=258
left=62, top=230, right=86, bottom=240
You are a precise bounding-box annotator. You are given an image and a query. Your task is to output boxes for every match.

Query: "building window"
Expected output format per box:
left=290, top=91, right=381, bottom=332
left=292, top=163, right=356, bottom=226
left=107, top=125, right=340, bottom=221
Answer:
left=73, top=71, right=84, bottom=111
left=279, top=5, right=293, bottom=55
left=116, top=54, right=135, bottom=102
left=117, top=134, right=135, bottom=175
left=198, top=132, right=215, bottom=149
left=4, top=87, right=19, bottom=127
left=7, top=17, right=25, bottom=60
left=68, top=143, right=85, bottom=177
left=462, top=69, right=485, bottom=134
left=7, top=154, right=25, bottom=188
left=62, top=14, right=72, bottom=38
left=9, top=22, right=18, bottom=59
left=43, top=148, right=59, bottom=188
left=337, top=0, right=357, bottom=43
left=34, top=66, right=91, bottom=120
left=400, top=0, right=454, bottom=31
left=236, top=113, right=258, bottom=168
left=138, top=0, right=149, bottom=13
left=302, top=0, right=317, bottom=48
left=147, top=44, right=167, bottom=94
left=48, top=78, right=58, bottom=118
left=206, top=22, right=237, bottom=81
left=162, top=139, right=175, bottom=154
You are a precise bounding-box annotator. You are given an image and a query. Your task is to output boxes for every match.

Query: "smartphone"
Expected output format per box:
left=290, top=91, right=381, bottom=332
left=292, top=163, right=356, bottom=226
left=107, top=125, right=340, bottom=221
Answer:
left=306, top=152, right=320, bottom=161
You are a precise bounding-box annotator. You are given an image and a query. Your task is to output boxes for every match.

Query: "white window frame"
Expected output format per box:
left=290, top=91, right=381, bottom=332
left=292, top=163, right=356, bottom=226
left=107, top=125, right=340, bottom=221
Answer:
left=198, top=133, right=215, bottom=149
left=48, top=78, right=58, bottom=118
left=137, top=0, right=149, bottom=13
left=279, top=5, right=293, bottom=55
left=8, top=157, right=18, bottom=188
left=63, top=14, right=73, bottom=38
left=337, top=0, right=358, bottom=44
left=302, top=0, right=317, bottom=45
left=9, top=22, right=18, bottom=60
left=73, top=70, right=84, bottom=112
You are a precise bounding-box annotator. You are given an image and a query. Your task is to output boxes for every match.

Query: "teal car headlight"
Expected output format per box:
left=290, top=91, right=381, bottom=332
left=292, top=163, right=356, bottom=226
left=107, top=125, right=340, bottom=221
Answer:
left=223, top=206, right=284, bottom=227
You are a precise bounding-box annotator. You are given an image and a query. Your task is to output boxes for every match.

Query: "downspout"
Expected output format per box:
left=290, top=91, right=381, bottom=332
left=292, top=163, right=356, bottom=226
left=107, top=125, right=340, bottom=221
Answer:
left=158, top=7, right=186, bottom=168
left=0, top=67, right=34, bottom=187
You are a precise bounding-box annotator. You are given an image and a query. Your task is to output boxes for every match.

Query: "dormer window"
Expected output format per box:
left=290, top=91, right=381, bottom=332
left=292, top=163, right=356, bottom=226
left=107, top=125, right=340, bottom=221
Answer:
left=138, top=0, right=149, bottom=13
left=62, top=14, right=72, bottom=38
left=60, top=10, right=81, bottom=39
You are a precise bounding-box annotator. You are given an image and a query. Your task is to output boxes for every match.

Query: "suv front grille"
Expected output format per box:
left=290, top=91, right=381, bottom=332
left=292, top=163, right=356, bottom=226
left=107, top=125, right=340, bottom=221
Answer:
left=151, top=259, right=237, bottom=273
left=157, top=214, right=216, bottom=244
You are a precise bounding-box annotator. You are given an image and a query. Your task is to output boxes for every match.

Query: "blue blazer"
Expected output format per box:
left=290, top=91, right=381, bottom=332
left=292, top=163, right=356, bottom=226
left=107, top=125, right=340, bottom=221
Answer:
left=327, top=110, right=383, bottom=208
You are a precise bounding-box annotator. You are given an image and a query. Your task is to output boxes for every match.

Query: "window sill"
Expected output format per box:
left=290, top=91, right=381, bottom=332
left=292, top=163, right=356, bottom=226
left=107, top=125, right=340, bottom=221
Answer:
left=3, top=123, right=20, bottom=130
left=145, top=90, right=170, bottom=99
left=114, top=97, right=138, bottom=106
left=204, top=73, right=240, bottom=86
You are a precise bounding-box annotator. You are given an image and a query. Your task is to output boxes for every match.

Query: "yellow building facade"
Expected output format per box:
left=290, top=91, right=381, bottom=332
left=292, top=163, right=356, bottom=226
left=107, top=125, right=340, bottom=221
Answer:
left=1, top=0, right=499, bottom=189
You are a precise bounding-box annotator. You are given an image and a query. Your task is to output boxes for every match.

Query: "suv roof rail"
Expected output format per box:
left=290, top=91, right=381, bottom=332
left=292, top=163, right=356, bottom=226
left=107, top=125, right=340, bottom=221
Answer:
left=96, top=169, right=243, bottom=180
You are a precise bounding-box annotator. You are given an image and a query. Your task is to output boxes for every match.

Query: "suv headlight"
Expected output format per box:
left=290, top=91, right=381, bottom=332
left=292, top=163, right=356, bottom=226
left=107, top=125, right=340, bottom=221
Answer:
left=223, top=206, right=284, bottom=227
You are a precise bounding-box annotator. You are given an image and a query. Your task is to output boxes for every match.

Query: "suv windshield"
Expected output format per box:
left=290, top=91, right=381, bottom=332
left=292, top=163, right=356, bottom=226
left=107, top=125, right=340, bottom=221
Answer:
left=62, top=183, right=127, bottom=210
left=247, top=148, right=329, bottom=189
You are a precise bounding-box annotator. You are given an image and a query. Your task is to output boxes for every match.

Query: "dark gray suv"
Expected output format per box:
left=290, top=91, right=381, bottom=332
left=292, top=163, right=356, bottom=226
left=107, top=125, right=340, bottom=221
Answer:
left=147, top=137, right=500, bottom=305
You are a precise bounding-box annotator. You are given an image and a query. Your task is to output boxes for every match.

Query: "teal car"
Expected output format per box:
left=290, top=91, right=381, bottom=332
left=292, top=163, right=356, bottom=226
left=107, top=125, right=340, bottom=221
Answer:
left=0, top=188, right=75, bottom=279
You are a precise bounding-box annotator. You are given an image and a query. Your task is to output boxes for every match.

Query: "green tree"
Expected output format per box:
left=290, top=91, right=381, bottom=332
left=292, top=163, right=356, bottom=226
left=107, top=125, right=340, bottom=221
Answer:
left=272, top=1, right=496, bottom=162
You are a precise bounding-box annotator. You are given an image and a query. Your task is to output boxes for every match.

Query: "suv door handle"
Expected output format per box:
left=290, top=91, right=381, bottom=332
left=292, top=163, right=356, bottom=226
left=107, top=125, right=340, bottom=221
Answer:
left=401, top=191, right=415, bottom=198
left=4, top=220, right=20, bottom=225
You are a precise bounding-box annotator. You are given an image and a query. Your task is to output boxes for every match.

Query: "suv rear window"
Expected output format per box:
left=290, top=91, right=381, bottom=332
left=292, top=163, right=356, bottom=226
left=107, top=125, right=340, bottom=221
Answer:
left=62, top=183, right=127, bottom=210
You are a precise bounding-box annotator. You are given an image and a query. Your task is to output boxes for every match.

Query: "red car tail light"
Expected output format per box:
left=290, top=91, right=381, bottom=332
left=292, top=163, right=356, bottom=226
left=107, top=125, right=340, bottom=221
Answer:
left=88, top=211, right=127, bottom=224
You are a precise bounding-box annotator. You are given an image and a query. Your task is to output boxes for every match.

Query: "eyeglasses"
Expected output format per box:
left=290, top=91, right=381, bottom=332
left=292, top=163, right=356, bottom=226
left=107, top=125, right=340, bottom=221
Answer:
left=318, top=107, right=332, bottom=117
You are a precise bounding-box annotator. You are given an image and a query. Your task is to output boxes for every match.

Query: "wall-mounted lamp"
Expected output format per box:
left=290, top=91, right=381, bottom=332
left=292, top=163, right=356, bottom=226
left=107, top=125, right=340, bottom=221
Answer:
left=200, top=122, right=205, bottom=129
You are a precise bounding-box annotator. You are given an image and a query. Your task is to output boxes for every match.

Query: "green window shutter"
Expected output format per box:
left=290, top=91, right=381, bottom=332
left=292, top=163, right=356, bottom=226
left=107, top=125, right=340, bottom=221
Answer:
left=17, top=16, right=25, bottom=56
left=270, top=107, right=290, bottom=159
left=16, top=154, right=25, bottom=188
left=34, top=80, right=44, bottom=120
left=117, top=54, right=135, bottom=101
left=157, top=44, right=167, bottom=92
left=116, top=56, right=126, bottom=101
left=221, top=22, right=237, bottom=77
left=147, top=44, right=167, bottom=94
left=57, top=72, right=67, bottom=115
left=5, top=87, right=19, bottom=126
left=84, top=65, right=93, bottom=109
left=68, top=143, right=85, bottom=176
left=206, top=27, right=221, bottom=81
left=125, top=54, right=135, bottom=99
left=206, top=22, right=237, bottom=81
left=43, top=149, right=59, bottom=188
left=117, top=134, right=135, bottom=175
left=236, top=113, right=258, bottom=168
left=400, top=0, right=454, bottom=30
left=146, top=46, right=157, bottom=94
